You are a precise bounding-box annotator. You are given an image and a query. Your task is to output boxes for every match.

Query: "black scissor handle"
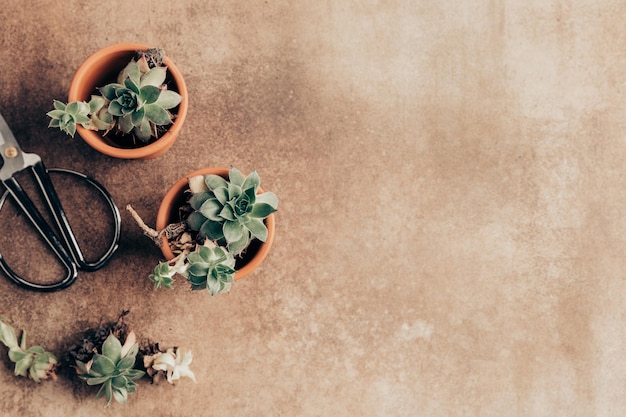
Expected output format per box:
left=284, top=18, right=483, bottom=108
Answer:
left=0, top=172, right=78, bottom=291
left=0, top=251, right=77, bottom=292
left=31, top=163, right=121, bottom=271
left=0, top=163, right=121, bottom=292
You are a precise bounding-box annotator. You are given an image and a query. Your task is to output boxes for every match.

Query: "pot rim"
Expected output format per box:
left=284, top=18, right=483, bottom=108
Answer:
left=156, top=167, right=276, bottom=281
left=67, top=42, right=188, bottom=159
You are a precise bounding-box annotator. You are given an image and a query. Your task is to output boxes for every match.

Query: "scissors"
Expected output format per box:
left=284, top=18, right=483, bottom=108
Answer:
left=0, top=113, right=121, bottom=292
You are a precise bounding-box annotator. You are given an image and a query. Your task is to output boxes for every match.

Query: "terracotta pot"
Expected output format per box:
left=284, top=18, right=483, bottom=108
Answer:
left=67, top=42, right=188, bottom=159
left=156, top=167, right=276, bottom=281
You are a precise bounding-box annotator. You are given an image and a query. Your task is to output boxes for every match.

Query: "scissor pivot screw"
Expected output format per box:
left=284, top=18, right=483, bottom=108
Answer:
left=4, top=147, right=18, bottom=158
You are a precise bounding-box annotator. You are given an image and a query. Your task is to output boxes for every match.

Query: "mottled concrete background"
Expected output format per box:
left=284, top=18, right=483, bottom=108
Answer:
left=1, top=1, right=625, bottom=416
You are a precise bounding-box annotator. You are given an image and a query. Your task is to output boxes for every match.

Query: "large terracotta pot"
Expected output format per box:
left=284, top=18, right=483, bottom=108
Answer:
left=67, top=42, right=188, bottom=159
left=156, top=167, right=276, bottom=281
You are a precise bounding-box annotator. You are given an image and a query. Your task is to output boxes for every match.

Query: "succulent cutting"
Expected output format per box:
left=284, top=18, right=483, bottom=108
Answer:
left=0, top=318, right=58, bottom=382
left=75, top=332, right=145, bottom=407
left=0, top=313, right=195, bottom=407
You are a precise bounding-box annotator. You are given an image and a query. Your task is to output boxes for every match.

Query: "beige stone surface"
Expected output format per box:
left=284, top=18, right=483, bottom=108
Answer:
left=1, top=0, right=625, bottom=415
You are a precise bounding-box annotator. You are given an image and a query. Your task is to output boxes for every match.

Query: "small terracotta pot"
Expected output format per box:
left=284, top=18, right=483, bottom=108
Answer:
left=67, top=42, right=188, bottom=159
left=156, top=167, right=276, bottom=281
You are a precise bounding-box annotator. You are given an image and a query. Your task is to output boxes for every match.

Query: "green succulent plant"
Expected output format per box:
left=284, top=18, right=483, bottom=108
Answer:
left=0, top=318, right=58, bottom=382
left=46, top=100, right=90, bottom=138
left=127, top=168, right=278, bottom=295
left=185, top=167, right=279, bottom=256
left=75, top=331, right=145, bottom=407
left=184, top=241, right=236, bottom=295
left=149, top=252, right=188, bottom=290
left=47, top=49, right=181, bottom=143
left=149, top=241, right=235, bottom=296
left=99, top=58, right=181, bottom=142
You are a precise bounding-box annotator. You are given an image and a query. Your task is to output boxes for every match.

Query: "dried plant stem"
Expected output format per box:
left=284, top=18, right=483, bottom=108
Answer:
left=126, top=204, right=186, bottom=246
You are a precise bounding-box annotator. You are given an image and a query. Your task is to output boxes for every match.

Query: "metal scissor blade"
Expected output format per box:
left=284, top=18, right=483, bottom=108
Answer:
left=0, top=113, right=40, bottom=181
left=0, top=112, right=19, bottom=148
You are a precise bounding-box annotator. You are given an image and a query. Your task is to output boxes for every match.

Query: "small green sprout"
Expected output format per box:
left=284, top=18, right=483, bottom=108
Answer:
left=149, top=253, right=188, bottom=290
left=0, top=318, right=58, bottom=382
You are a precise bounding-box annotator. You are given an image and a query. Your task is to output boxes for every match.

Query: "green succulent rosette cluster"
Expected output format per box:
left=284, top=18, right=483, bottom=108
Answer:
left=186, top=167, right=279, bottom=256
left=47, top=50, right=181, bottom=142
left=149, top=241, right=236, bottom=295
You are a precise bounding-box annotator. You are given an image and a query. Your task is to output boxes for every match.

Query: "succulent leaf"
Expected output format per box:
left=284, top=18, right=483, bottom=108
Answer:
left=144, top=103, right=172, bottom=125
left=199, top=219, right=224, bottom=240
left=204, top=174, right=228, bottom=190
left=14, top=355, right=33, bottom=377
left=155, top=90, right=182, bottom=109
left=228, top=167, right=246, bottom=186
left=135, top=118, right=153, bottom=141
left=52, top=100, right=66, bottom=110
left=189, top=192, right=212, bottom=210
left=0, top=319, right=19, bottom=349
left=98, top=84, right=117, bottom=100
left=199, top=198, right=223, bottom=221
left=245, top=217, right=269, bottom=242
left=140, top=85, right=161, bottom=104
left=0, top=319, right=57, bottom=382
left=212, top=187, right=229, bottom=205
left=91, top=355, right=116, bottom=376
left=140, top=66, right=167, bottom=87
left=228, top=232, right=250, bottom=255
left=218, top=204, right=236, bottom=221
left=255, top=191, right=279, bottom=209
left=8, top=349, right=25, bottom=362
left=185, top=211, right=208, bottom=231
left=250, top=202, right=278, bottom=218
left=102, top=334, right=122, bottom=364
left=223, top=221, right=245, bottom=243
left=118, top=61, right=141, bottom=85
left=241, top=170, right=260, bottom=190
left=88, top=95, right=106, bottom=113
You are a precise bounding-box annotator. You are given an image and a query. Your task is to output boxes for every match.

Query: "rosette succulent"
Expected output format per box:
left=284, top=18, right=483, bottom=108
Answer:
left=143, top=347, right=196, bottom=384
left=47, top=49, right=181, bottom=143
left=185, top=167, right=279, bottom=256
left=75, top=332, right=145, bottom=407
left=0, top=318, right=58, bottom=382
left=149, top=241, right=235, bottom=295
left=46, top=100, right=90, bottom=138
left=99, top=57, right=182, bottom=142
left=185, top=241, right=236, bottom=295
